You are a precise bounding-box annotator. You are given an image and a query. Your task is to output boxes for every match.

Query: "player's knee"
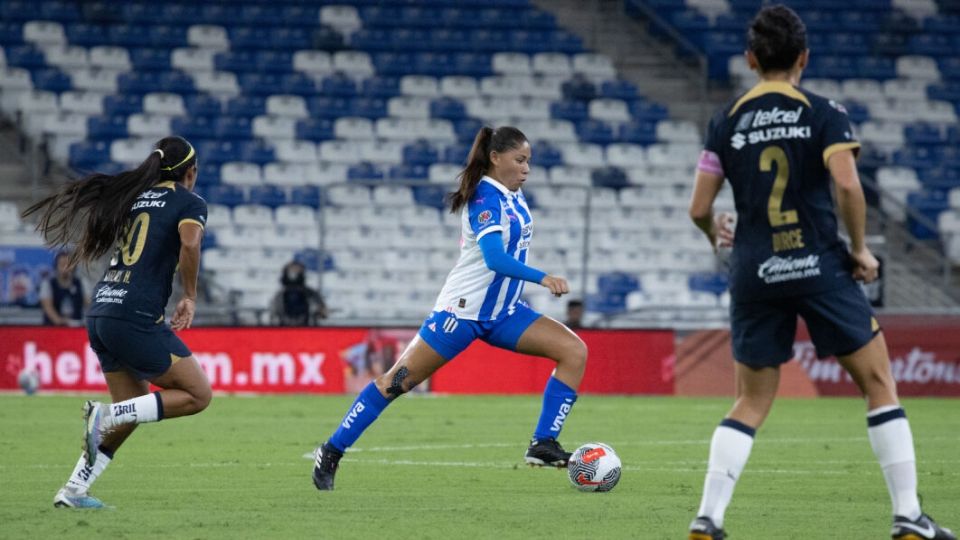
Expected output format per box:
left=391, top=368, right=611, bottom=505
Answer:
left=189, top=385, right=213, bottom=414
left=566, top=338, right=588, bottom=373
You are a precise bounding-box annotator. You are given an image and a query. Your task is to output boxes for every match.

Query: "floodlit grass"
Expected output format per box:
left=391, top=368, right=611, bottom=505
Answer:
left=1, top=394, right=957, bottom=539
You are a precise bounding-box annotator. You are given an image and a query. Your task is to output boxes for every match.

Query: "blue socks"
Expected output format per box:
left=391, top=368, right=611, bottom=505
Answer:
left=327, top=382, right=391, bottom=452
left=533, top=376, right=578, bottom=441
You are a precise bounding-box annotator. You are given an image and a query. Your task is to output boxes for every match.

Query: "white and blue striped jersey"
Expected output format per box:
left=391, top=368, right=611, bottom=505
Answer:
left=433, top=176, right=534, bottom=321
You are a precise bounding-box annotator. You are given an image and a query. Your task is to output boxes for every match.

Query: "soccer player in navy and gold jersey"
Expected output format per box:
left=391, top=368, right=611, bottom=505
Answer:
left=25, top=136, right=212, bottom=509
left=686, top=6, right=954, bottom=540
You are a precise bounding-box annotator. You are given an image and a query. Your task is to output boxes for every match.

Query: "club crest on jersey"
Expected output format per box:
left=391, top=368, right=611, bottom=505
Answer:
left=477, top=210, right=493, bottom=225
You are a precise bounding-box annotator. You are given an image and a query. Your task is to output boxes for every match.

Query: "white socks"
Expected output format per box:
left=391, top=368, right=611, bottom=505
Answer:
left=867, top=405, right=921, bottom=520
left=65, top=449, right=112, bottom=493
left=103, top=392, right=162, bottom=429
left=697, top=420, right=756, bottom=528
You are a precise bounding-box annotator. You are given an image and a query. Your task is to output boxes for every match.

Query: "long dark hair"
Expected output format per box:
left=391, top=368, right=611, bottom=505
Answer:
left=447, top=125, right=528, bottom=213
left=748, top=4, right=806, bottom=73
left=23, top=136, right=197, bottom=267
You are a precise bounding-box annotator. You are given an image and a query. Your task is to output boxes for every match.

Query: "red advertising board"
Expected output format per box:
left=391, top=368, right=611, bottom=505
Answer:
left=0, top=327, right=674, bottom=395
left=794, top=316, right=960, bottom=397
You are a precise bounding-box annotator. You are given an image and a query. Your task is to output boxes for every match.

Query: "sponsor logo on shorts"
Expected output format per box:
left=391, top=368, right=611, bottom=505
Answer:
left=442, top=316, right=459, bottom=334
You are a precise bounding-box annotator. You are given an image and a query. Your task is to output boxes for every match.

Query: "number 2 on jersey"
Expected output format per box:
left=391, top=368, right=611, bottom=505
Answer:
left=118, top=212, right=150, bottom=266
left=760, top=146, right=798, bottom=227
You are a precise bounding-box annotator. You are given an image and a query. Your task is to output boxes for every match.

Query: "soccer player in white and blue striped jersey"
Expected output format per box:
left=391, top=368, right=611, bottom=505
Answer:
left=313, top=126, right=587, bottom=490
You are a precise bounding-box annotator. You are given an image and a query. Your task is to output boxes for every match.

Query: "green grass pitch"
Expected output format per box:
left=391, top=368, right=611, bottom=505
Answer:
left=1, top=393, right=957, bottom=539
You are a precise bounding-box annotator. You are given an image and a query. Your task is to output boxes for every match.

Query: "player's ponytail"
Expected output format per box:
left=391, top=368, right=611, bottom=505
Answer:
left=448, top=125, right=527, bottom=213
left=23, top=136, right=197, bottom=267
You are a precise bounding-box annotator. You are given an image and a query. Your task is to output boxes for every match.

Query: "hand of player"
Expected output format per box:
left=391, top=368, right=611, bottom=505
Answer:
left=540, top=275, right=570, bottom=297
left=713, top=212, right=736, bottom=249
left=850, top=247, right=880, bottom=283
left=171, top=297, right=196, bottom=330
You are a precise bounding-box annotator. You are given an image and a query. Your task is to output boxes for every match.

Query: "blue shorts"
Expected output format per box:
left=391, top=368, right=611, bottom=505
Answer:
left=731, top=283, right=879, bottom=368
left=418, top=303, right=542, bottom=361
left=87, top=316, right=192, bottom=380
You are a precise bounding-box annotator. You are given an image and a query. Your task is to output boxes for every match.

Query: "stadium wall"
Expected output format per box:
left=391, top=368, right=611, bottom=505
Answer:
left=0, top=327, right=674, bottom=395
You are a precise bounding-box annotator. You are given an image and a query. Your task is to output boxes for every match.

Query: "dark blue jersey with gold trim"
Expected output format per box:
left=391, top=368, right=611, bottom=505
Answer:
left=704, top=81, right=861, bottom=302
left=88, top=181, right=207, bottom=321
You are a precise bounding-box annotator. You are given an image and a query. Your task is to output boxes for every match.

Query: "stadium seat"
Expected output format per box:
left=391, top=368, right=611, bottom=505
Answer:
left=221, top=162, right=263, bottom=187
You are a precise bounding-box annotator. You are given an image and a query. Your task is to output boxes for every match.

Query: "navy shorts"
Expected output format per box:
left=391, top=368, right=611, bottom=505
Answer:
left=418, top=302, right=542, bottom=361
left=87, top=316, right=192, bottom=380
left=731, top=283, right=879, bottom=368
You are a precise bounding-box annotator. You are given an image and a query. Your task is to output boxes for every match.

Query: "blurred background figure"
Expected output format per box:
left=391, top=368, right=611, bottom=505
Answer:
left=40, top=251, right=88, bottom=326
left=270, top=260, right=327, bottom=326
left=564, top=299, right=584, bottom=329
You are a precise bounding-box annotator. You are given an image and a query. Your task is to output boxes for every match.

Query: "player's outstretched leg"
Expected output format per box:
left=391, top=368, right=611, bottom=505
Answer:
left=313, top=336, right=446, bottom=490
left=513, top=316, right=586, bottom=468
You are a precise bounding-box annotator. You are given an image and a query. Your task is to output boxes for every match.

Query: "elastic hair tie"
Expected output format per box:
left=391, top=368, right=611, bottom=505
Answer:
left=153, top=148, right=165, bottom=159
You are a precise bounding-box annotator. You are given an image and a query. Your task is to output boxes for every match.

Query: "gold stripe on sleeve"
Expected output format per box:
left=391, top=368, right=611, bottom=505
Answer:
left=178, top=218, right=205, bottom=231
left=822, top=142, right=861, bottom=167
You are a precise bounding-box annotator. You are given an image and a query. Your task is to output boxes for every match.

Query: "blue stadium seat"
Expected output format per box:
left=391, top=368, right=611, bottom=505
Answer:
left=904, top=124, right=945, bottom=146
left=429, top=29, right=471, bottom=52
left=591, top=166, right=629, bottom=188
left=240, top=141, right=276, bottom=165
left=389, top=164, right=429, bottom=181
left=349, top=98, right=388, bottom=119
left=231, top=27, right=272, bottom=50
left=927, top=83, right=960, bottom=104
left=295, top=249, right=335, bottom=272
left=906, top=190, right=948, bottom=239
left=214, top=117, right=253, bottom=140
left=103, top=95, right=143, bottom=115
left=938, top=58, right=960, bottom=81
left=924, top=15, right=960, bottom=34
left=908, top=35, right=953, bottom=57
left=871, top=34, right=908, bottom=56
left=598, top=272, right=640, bottom=295
left=197, top=141, right=242, bottom=165
left=600, top=79, right=640, bottom=100
left=320, top=73, right=358, bottom=97
left=454, top=119, right=484, bottom=143
left=361, top=76, right=400, bottom=98
left=413, top=185, right=447, bottom=209
left=430, top=98, right=467, bottom=121
left=312, top=25, right=345, bottom=50
left=519, top=9, right=556, bottom=30
left=469, top=30, right=509, bottom=53
left=238, top=5, right=285, bottom=26
left=0, top=1, right=41, bottom=21
left=204, top=185, right=246, bottom=207
left=577, top=120, right=616, bottom=145
left=0, top=22, right=23, bottom=45
left=562, top=77, right=597, bottom=102
left=414, top=53, right=454, bottom=77
left=840, top=12, right=882, bottom=33
left=296, top=119, right=335, bottom=142
left=373, top=53, right=414, bottom=76
left=935, top=147, right=960, bottom=169
left=215, top=51, right=257, bottom=72
left=226, top=96, right=267, bottom=117
left=130, top=48, right=171, bottom=71
left=509, top=31, right=551, bottom=53
left=530, top=142, right=563, bottom=168
left=198, top=162, right=222, bottom=186
left=688, top=272, right=729, bottom=296
left=629, top=101, right=669, bottom=122
left=248, top=185, right=287, bottom=208
left=550, top=101, right=589, bottom=121
left=5, top=45, right=45, bottom=69
left=352, top=29, right=393, bottom=51
left=453, top=53, right=492, bottom=77
left=309, top=97, right=350, bottom=118
left=586, top=292, right=627, bottom=315
left=392, top=29, right=431, bottom=52
left=148, top=26, right=187, bottom=48
left=32, top=69, right=71, bottom=92
left=282, top=73, right=318, bottom=96
left=443, top=143, right=471, bottom=164
left=919, top=168, right=960, bottom=191
left=157, top=71, right=194, bottom=93
left=893, top=147, right=936, bottom=170
left=280, top=6, right=321, bottom=28
left=41, top=0, right=79, bottom=21
left=671, top=10, right=711, bottom=33
left=69, top=141, right=110, bottom=169
left=270, top=28, right=312, bottom=50
left=198, top=4, right=241, bottom=26
left=402, top=141, right=440, bottom=166
left=843, top=102, right=871, bottom=124
left=254, top=51, right=293, bottom=74
left=618, top=120, right=657, bottom=144
left=118, top=72, right=157, bottom=94
left=290, top=186, right=322, bottom=207
left=86, top=116, right=128, bottom=140
left=347, top=162, right=386, bottom=182
left=123, top=3, right=156, bottom=24
left=185, top=95, right=223, bottom=117
left=361, top=6, right=404, bottom=28
left=239, top=73, right=283, bottom=96
left=172, top=117, right=216, bottom=140
left=82, top=1, right=125, bottom=24
left=400, top=7, right=443, bottom=28
left=827, top=33, right=868, bottom=55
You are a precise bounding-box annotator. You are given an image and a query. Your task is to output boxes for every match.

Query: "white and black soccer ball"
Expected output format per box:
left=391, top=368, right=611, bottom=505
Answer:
left=567, top=442, right=621, bottom=492
left=17, top=369, right=40, bottom=395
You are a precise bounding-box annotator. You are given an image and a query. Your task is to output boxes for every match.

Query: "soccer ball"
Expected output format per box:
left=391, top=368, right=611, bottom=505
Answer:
left=567, top=442, right=621, bottom=492
left=17, top=369, right=40, bottom=395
